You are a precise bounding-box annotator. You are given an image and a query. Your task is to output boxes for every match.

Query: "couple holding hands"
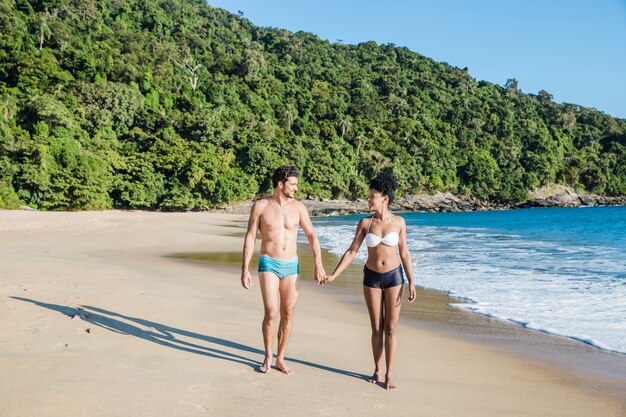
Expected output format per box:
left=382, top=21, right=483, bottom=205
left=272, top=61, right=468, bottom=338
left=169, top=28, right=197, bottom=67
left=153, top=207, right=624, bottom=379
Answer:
left=241, top=166, right=416, bottom=390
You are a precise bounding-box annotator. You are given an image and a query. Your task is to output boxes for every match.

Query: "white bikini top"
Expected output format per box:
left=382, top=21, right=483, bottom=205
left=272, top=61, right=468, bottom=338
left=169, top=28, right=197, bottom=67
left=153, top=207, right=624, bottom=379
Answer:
left=364, top=215, right=399, bottom=247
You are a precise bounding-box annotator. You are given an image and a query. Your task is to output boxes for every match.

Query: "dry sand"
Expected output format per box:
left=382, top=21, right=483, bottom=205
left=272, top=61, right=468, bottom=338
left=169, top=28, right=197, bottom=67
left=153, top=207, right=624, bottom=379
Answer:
left=0, top=210, right=624, bottom=417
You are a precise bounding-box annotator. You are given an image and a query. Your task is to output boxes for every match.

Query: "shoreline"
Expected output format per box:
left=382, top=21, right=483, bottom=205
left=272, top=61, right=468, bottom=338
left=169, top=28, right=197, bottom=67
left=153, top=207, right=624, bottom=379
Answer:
left=1, top=210, right=625, bottom=416
left=176, top=245, right=626, bottom=403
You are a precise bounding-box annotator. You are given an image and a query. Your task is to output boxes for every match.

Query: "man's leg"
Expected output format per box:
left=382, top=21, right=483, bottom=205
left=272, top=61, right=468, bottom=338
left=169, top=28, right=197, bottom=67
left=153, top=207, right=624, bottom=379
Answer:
left=258, top=272, right=280, bottom=373
left=275, top=274, right=300, bottom=374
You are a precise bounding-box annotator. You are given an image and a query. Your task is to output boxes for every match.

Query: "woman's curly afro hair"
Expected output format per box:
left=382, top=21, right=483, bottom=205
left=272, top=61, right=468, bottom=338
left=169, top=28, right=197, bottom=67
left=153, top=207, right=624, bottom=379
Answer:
left=369, top=171, right=398, bottom=204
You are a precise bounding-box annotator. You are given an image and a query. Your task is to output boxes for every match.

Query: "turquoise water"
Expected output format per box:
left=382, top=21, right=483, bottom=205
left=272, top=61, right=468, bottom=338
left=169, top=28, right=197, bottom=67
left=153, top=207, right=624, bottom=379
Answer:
left=311, top=207, right=626, bottom=353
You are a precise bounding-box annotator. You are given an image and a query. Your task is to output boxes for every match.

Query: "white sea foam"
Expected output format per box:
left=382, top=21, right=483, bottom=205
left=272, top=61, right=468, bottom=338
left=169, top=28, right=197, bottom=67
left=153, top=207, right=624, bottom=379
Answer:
left=310, top=210, right=626, bottom=354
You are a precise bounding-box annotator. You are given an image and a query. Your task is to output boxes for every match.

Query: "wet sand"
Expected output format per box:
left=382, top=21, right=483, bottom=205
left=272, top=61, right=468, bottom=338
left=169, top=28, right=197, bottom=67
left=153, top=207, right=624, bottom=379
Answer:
left=179, top=245, right=626, bottom=401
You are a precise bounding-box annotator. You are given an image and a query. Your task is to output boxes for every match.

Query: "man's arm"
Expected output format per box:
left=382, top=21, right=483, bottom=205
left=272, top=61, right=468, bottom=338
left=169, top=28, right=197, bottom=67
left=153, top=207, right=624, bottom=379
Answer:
left=241, top=201, right=263, bottom=289
left=298, top=203, right=326, bottom=283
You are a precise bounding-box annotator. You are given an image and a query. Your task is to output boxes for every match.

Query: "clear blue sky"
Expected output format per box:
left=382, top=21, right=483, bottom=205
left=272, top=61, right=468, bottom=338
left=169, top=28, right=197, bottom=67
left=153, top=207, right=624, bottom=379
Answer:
left=208, top=0, right=626, bottom=119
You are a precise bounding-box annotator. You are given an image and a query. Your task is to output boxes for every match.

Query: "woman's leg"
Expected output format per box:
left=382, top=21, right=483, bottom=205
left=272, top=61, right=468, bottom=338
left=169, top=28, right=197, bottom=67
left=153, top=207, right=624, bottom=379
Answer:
left=363, top=285, right=384, bottom=382
left=382, top=284, right=404, bottom=389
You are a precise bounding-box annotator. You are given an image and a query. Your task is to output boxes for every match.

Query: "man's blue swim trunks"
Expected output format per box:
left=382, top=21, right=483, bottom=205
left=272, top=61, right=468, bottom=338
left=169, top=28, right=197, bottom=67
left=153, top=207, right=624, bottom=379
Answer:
left=258, top=255, right=300, bottom=279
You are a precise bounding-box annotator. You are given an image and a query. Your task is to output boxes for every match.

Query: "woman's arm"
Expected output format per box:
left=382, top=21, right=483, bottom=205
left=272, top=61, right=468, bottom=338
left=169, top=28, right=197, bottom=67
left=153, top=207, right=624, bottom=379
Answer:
left=324, top=218, right=367, bottom=283
left=397, top=216, right=416, bottom=302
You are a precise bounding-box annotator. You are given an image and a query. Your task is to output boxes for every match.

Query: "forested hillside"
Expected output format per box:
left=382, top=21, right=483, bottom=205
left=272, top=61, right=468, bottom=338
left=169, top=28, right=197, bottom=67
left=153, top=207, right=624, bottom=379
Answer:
left=1, top=0, right=625, bottom=210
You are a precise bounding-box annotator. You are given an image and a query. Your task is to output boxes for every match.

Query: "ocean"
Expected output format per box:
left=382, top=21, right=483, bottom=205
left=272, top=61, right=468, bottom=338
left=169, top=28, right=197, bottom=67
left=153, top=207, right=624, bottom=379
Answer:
left=310, top=206, right=626, bottom=354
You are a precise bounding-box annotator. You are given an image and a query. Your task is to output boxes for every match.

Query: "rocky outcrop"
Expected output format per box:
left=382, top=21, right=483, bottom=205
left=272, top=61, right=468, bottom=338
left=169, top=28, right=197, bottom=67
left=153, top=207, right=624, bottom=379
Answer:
left=215, top=186, right=625, bottom=216
left=393, top=193, right=492, bottom=213
left=516, top=185, right=626, bottom=209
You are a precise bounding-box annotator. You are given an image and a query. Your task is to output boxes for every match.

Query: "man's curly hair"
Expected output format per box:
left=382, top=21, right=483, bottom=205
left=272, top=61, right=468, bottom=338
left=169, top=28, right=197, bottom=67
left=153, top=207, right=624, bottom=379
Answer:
left=272, top=166, right=300, bottom=188
left=369, top=171, right=398, bottom=203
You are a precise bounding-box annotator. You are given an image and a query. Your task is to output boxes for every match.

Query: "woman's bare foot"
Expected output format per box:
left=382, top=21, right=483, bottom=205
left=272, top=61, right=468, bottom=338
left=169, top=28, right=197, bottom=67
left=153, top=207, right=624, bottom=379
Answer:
left=274, top=361, right=294, bottom=375
left=368, top=371, right=382, bottom=384
left=384, top=377, right=397, bottom=390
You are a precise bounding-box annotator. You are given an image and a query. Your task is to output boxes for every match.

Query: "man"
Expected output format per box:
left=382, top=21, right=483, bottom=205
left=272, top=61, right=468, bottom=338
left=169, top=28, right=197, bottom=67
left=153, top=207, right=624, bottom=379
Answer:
left=241, top=166, right=326, bottom=374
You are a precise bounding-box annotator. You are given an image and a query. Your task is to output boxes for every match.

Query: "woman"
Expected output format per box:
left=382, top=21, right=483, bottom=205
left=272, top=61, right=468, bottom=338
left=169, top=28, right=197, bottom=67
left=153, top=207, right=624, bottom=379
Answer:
left=325, top=172, right=416, bottom=390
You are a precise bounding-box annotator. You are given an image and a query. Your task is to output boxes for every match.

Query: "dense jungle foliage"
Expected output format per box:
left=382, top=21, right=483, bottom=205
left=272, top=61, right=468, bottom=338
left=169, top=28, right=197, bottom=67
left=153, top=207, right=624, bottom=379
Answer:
left=1, top=0, right=625, bottom=210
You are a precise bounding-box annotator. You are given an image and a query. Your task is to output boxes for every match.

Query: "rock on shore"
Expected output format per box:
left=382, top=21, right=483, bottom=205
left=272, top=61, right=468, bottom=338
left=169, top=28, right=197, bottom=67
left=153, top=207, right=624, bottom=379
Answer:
left=215, top=185, right=625, bottom=216
left=515, top=185, right=626, bottom=209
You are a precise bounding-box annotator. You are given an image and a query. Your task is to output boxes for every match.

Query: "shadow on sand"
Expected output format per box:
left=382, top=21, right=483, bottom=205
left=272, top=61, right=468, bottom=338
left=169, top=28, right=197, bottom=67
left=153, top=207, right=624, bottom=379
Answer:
left=11, top=296, right=368, bottom=380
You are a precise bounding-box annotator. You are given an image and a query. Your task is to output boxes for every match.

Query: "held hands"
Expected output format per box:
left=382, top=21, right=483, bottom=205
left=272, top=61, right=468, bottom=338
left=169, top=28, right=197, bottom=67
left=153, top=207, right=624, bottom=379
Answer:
left=318, top=273, right=337, bottom=285
left=314, top=264, right=326, bottom=285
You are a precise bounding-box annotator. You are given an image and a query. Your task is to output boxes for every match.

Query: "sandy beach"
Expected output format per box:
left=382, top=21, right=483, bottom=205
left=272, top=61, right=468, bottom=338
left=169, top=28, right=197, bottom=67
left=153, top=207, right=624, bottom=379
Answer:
left=1, top=210, right=624, bottom=417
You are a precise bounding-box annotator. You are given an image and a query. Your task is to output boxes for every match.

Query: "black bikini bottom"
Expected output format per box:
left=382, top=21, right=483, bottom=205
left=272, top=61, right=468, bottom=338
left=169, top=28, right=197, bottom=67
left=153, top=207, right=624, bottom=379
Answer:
left=363, top=264, right=404, bottom=290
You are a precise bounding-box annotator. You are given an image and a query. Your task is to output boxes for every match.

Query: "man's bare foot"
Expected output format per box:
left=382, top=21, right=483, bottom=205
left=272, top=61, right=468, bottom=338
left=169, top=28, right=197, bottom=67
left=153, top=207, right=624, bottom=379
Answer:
left=384, top=377, right=397, bottom=390
left=259, top=358, right=271, bottom=373
left=274, top=362, right=294, bottom=375
left=368, top=371, right=382, bottom=384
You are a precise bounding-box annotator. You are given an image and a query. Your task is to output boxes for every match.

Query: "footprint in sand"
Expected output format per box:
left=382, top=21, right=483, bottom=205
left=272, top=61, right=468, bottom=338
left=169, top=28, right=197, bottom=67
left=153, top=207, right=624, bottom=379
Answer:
left=319, top=407, right=335, bottom=416
left=178, top=401, right=211, bottom=413
left=79, top=327, right=97, bottom=335
left=373, top=401, right=386, bottom=410
left=229, top=369, right=247, bottom=377
left=187, top=384, right=212, bottom=393
left=359, top=388, right=377, bottom=398
left=250, top=378, right=267, bottom=387
left=52, top=342, right=69, bottom=351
